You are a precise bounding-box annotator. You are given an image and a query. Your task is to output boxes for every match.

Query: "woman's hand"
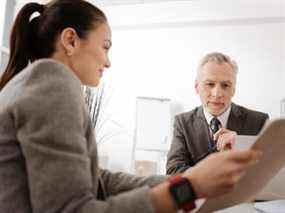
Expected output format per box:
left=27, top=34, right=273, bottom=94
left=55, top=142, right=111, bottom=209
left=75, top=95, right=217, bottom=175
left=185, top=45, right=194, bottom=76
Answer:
left=183, top=149, right=262, bottom=198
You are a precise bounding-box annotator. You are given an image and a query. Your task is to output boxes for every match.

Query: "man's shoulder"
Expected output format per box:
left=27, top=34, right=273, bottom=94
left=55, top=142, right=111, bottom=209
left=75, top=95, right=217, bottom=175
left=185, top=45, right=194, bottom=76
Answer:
left=175, top=106, right=202, bottom=122
left=232, top=103, right=269, bottom=120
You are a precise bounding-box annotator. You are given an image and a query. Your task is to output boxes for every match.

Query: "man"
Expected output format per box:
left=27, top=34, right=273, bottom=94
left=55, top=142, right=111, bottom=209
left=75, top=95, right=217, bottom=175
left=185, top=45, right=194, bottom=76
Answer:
left=166, top=52, right=269, bottom=175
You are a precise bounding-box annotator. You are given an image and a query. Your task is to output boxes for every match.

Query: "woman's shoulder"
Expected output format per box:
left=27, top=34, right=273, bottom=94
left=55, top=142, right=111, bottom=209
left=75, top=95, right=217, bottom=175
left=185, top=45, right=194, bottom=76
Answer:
left=23, top=59, right=83, bottom=102
left=28, top=58, right=80, bottom=86
left=1, top=58, right=81, bottom=95
left=0, top=58, right=83, bottom=112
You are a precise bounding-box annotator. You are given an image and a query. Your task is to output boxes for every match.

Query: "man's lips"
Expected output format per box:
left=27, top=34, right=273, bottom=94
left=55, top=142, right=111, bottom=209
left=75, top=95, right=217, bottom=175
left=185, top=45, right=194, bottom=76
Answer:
left=209, top=102, right=224, bottom=107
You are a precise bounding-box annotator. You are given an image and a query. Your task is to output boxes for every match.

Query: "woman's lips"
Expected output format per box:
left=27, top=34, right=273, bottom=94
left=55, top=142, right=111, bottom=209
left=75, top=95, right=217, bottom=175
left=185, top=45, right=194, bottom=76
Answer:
left=98, top=69, right=104, bottom=77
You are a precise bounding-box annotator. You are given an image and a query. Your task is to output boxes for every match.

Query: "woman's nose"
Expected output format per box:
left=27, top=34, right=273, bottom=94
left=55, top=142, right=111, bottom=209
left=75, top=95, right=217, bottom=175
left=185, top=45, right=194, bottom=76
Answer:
left=105, top=57, right=111, bottom=68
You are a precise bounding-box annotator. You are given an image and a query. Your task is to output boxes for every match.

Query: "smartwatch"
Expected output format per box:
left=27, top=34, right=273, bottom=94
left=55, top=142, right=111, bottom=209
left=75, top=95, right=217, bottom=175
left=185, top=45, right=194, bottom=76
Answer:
left=169, top=175, right=197, bottom=211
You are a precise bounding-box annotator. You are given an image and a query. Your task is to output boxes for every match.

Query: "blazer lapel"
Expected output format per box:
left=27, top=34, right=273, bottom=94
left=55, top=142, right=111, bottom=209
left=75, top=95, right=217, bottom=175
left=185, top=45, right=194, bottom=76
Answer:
left=193, top=107, right=212, bottom=160
left=97, top=172, right=107, bottom=200
left=227, top=103, right=245, bottom=134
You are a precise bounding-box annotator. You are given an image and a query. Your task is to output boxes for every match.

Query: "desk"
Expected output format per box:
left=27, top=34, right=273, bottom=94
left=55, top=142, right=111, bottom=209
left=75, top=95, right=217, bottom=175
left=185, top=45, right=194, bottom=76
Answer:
left=217, top=203, right=256, bottom=213
left=194, top=200, right=257, bottom=213
left=216, top=200, right=285, bottom=213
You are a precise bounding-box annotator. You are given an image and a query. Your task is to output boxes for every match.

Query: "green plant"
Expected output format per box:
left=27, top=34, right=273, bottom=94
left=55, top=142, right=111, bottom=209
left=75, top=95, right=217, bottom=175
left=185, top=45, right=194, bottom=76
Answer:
left=83, top=84, right=105, bottom=129
left=83, top=83, right=127, bottom=144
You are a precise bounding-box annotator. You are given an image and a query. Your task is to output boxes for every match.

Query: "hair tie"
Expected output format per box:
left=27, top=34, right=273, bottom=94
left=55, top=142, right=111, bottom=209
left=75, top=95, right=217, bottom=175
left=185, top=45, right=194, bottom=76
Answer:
left=38, top=4, right=45, bottom=14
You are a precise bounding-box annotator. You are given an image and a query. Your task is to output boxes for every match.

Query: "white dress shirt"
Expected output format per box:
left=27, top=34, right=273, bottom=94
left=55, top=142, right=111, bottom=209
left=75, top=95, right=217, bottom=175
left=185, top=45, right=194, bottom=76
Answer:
left=203, top=105, right=232, bottom=128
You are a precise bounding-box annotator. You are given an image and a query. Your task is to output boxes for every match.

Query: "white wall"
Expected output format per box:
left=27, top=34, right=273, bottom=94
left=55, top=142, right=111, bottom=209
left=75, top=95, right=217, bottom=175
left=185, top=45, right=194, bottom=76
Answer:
left=0, top=1, right=7, bottom=67
left=96, top=0, right=285, bottom=172
left=0, top=1, right=6, bottom=48
left=15, top=0, right=42, bottom=15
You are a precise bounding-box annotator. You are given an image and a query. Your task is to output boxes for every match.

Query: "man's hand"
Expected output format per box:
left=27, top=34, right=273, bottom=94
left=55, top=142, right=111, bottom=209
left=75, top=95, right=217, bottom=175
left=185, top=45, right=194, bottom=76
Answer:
left=213, top=128, right=237, bottom=151
left=182, top=149, right=262, bottom=198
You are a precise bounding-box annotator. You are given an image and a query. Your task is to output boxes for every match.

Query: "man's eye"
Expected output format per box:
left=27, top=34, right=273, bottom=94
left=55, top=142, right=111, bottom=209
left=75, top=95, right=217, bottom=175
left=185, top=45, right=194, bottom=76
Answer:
left=221, top=84, right=230, bottom=89
left=206, top=83, right=215, bottom=87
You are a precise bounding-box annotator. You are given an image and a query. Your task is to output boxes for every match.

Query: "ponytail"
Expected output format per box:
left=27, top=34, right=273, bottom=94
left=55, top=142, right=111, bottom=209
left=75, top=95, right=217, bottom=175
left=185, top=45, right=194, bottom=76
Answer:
left=0, top=3, right=44, bottom=90
left=0, top=0, right=107, bottom=91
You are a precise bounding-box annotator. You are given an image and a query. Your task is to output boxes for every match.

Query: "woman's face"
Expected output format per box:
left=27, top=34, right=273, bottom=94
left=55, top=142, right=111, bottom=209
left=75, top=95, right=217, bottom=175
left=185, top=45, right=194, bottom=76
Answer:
left=69, top=22, right=112, bottom=86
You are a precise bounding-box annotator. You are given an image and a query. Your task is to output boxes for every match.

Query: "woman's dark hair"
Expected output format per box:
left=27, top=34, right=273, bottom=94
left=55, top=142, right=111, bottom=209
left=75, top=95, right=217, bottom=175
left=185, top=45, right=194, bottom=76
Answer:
left=0, top=0, right=107, bottom=90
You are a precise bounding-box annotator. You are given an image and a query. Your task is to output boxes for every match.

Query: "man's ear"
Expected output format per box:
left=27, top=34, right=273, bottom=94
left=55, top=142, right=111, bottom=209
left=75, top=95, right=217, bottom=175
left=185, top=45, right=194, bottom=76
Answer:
left=195, top=80, right=199, bottom=94
left=59, top=27, right=80, bottom=56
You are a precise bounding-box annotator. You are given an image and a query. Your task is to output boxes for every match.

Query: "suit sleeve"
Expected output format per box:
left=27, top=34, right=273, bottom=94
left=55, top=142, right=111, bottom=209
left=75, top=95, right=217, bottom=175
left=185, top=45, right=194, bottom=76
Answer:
left=260, top=113, right=270, bottom=130
left=166, top=115, right=194, bottom=175
left=244, top=111, right=270, bottom=135
left=13, top=61, right=157, bottom=213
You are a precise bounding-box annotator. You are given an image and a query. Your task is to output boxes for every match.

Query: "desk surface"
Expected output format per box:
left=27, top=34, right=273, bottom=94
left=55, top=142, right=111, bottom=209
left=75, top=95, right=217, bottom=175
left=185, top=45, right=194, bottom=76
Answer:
left=216, top=200, right=285, bottom=213
left=217, top=203, right=256, bottom=213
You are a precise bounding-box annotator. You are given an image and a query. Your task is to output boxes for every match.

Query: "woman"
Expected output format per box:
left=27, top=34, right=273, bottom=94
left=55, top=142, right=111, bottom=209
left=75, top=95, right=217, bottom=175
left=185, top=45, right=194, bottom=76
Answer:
left=0, top=0, right=261, bottom=212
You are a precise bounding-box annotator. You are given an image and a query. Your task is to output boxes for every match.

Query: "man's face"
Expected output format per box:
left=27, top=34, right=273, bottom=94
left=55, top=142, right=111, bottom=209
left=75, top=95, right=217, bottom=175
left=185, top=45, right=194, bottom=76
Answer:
left=195, top=61, right=236, bottom=116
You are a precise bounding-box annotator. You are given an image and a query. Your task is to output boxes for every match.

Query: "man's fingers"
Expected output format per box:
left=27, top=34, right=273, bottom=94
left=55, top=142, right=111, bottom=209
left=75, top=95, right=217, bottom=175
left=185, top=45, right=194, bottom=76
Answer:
left=213, top=128, right=227, bottom=140
left=224, top=142, right=232, bottom=150
left=213, top=128, right=237, bottom=142
left=217, top=136, right=235, bottom=151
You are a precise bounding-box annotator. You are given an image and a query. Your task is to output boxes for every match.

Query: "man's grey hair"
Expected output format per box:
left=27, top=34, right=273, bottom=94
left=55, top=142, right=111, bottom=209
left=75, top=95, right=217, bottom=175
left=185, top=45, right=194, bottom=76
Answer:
left=196, top=52, right=238, bottom=80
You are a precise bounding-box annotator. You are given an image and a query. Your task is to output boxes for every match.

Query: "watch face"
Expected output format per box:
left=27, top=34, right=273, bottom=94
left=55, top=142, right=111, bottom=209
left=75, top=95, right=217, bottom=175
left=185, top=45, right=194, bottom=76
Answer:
left=169, top=177, right=196, bottom=209
left=176, top=183, right=194, bottom=203
left=169, top=176, right=197, bottom=211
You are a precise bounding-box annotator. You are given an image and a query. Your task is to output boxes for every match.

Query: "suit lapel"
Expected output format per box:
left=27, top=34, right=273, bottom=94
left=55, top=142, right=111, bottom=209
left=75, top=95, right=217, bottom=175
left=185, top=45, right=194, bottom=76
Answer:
left=227, top=103, right=244, bottom=134
left=193, top=107, right=212, bottom=160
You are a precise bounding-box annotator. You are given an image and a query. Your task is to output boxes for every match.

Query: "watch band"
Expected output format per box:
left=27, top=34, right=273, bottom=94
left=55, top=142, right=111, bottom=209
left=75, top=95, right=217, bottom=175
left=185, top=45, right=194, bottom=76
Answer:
left=169, top=175, right=197, bottom=211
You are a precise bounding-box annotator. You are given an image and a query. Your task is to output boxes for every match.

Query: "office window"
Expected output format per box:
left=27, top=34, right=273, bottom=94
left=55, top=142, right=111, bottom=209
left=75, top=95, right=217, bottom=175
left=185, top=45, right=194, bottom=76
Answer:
left=0, top=0, right=16, bottom=76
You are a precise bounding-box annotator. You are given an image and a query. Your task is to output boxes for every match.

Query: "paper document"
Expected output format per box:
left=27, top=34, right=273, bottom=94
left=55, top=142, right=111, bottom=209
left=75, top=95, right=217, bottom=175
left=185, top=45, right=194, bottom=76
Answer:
left=232, top=134, right=285, bottom=201
left=254, top=200, right=285, bottom=213
left=196, top=118, right=285, bottom=213
left=234, top=135, right=257, bottom=150
left=256, top=166, right=285, bottom=200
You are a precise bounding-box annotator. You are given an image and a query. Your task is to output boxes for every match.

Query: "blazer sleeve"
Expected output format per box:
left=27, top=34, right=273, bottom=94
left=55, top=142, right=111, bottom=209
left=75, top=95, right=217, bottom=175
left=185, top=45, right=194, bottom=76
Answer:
left=166, top=115, right=194, bottom=175
left=260, top=113, right=270, bottom=131
left=242, top=110, right=270, bottom=135
left=13, top=61, right=156, bottom=213
left=100, top=169, right=166, bottom=196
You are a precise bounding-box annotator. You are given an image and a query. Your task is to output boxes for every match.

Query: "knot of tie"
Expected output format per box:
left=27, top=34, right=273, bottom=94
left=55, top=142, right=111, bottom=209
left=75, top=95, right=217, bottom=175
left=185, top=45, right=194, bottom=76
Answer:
left=210, top=117, right=221, bottom=135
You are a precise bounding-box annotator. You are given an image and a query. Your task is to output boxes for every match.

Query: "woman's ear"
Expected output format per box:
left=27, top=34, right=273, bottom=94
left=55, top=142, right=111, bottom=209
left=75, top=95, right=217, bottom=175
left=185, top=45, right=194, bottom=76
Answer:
left=59, top=27, right=80, bottom=56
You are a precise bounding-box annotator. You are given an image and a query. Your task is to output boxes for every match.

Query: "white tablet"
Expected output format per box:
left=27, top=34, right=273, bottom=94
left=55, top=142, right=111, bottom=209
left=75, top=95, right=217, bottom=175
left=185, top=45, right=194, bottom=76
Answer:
left=197, top=118, right=285, bottom=213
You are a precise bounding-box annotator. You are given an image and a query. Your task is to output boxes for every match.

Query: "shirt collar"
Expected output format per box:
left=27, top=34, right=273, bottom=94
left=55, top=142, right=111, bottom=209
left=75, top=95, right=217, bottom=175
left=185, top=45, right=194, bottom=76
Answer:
left=203, top=104, right=232, bottom=128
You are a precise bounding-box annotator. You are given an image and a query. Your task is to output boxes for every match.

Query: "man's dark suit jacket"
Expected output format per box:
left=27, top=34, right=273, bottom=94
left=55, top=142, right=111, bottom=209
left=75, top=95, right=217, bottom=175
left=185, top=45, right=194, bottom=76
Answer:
left=166, top=103, right=269, bottom=175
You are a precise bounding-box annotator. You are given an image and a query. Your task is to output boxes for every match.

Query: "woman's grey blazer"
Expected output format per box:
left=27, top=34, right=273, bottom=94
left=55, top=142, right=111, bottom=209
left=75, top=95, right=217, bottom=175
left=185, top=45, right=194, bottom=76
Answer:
left=0, top=59, right=165, bottom=213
